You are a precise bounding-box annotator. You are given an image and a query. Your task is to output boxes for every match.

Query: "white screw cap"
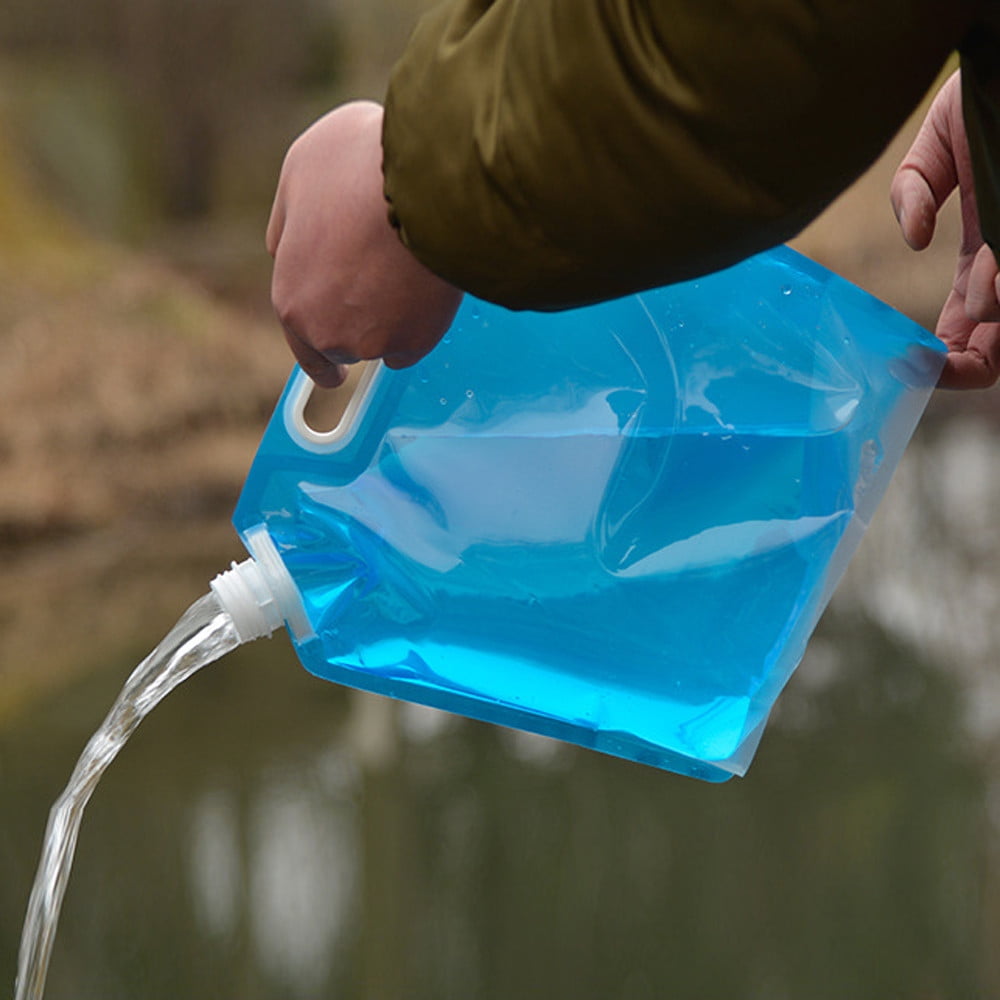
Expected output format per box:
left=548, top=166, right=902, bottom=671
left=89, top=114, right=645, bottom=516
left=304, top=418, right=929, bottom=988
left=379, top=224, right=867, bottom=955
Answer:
left=211, top=525, right=313, bottom=643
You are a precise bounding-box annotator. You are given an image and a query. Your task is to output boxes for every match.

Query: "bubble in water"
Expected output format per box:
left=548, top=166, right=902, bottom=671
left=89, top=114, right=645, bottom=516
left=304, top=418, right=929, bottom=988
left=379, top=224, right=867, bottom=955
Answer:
left=465, top=389, right=475, bottom=399
left=780, top=286, right=792, bottom=296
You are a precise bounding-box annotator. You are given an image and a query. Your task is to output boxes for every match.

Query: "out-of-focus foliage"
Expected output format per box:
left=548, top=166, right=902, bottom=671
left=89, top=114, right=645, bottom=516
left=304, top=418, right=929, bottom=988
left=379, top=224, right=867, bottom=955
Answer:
left=0, top=0, right=345, bottom=236
left=0, top=111, right=83, bottom=263
left=0, top=0, right=439, bottom=306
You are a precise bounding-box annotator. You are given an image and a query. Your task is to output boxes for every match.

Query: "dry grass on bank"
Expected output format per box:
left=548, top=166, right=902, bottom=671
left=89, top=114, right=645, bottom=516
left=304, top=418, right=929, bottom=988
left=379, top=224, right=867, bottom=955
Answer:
left=0, top=130, right=297, bottom=540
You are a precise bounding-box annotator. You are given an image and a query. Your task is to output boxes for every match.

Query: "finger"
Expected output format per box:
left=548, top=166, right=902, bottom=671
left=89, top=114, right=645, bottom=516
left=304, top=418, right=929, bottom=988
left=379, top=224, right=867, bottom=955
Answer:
left=935, top=306, right=1000, bottom=389
left=890, top=72, right=962, bottom=248
left=934, top=286, right=974, bottom=353
left=890, top=167, right=938, bottom=250
left=965, top=243, right=1000, bottom=322
left=281, top=327, right=350, bottom=388
left=938, top=339, right=1000, bottom=389
left=383, top=346, right=436, bottom=370
left=383, top=355, right=418, bottom=370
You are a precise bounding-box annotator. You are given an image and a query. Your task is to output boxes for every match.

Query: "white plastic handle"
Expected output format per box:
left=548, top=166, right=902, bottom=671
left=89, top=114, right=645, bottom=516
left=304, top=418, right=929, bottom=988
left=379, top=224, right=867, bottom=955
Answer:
left=283, top=362, right=383, bottom=452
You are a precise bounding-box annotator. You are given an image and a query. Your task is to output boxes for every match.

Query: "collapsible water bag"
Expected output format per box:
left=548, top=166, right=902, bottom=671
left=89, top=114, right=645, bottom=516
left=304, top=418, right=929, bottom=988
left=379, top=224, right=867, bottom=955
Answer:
left=225, top=246, right=945, bottom=781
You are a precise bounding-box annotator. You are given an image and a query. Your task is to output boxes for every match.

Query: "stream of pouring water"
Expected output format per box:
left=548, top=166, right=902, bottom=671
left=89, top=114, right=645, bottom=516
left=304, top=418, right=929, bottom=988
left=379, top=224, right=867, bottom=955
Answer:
left=13, top=593, right=243, bottom=1000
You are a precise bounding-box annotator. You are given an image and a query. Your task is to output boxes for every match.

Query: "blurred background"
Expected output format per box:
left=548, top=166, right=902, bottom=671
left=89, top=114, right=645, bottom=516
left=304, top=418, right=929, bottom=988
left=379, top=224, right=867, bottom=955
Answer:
left=2, top=3, right=1000, bottom=998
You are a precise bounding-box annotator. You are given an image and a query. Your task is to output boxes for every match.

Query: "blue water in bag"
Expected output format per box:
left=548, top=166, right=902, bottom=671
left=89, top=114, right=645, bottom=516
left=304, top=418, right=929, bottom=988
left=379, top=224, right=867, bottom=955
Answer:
left=228, top=246, right=945, bottom=781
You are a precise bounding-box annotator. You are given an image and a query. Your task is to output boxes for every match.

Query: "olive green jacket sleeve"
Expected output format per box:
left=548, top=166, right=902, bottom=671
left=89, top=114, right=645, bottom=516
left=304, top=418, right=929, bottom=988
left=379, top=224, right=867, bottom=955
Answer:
left=961, top=8, right=1000, bottom=260
left=381, top=0, right=980, bottom=310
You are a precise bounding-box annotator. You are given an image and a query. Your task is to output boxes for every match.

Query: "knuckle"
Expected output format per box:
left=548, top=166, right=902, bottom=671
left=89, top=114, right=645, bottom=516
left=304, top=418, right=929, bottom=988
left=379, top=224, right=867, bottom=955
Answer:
left=271, top=294, right=302, bottom=337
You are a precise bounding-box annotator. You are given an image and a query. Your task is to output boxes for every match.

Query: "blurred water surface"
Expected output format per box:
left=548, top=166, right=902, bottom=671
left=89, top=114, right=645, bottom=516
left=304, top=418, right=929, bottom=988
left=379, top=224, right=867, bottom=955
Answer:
left=1, top=400, right=1000, bottom=1000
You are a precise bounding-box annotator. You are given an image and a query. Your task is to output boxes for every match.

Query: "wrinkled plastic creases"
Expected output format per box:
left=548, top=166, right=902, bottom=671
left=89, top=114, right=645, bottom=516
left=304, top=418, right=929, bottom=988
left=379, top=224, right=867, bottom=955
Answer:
left=232, top=246, right=945, bottom=781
